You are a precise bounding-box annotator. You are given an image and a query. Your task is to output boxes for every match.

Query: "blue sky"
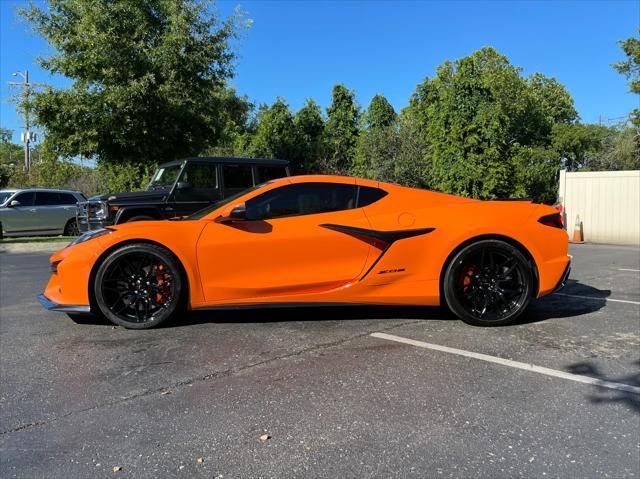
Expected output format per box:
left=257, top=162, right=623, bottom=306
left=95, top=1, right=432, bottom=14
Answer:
left=1, top=0, right=638, bottom=145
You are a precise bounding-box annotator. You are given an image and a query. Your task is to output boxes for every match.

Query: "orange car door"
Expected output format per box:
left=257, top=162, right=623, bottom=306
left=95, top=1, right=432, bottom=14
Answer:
left=197, top=182, right=373, bottom=302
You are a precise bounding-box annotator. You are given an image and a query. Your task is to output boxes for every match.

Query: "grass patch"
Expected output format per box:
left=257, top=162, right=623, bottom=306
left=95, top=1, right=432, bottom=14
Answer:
left=0, top=236, right=74, bottom=244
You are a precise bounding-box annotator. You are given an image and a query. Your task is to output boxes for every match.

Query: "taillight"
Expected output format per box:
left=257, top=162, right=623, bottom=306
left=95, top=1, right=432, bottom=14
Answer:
left=538, top=213, right=563, bottom=229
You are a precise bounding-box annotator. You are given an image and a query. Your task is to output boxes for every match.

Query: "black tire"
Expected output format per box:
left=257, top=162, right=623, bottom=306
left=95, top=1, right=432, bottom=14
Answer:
left=64, top=218, right=80, bottom=236
left=125, top=215, right=155, bottom=223
left=93, top=243, right=184, bottom=329
left=443, top=240, right=533, bottom=327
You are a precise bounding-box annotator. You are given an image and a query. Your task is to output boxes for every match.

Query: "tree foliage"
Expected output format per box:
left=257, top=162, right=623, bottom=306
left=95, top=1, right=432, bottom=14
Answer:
left=293, top=99, right=325, bottom=172
left=246, top=98, right=297, bottom=165
left=405, top=47, right=577, bottom=199
left=20, top=0, right=244, bottom=165
left=324, top=84, right=360, bottom=174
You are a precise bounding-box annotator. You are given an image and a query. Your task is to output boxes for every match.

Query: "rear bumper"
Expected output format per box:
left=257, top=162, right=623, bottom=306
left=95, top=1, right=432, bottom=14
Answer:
left=552, top=258, right=572, bottom=293
left=38, top=294, right=91, bottom=314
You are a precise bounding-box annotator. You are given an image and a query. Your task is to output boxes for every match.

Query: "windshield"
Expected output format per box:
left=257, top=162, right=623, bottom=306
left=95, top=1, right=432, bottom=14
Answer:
left=147, top=164, right=182, bottom=190
left=188, top=182, right=271, bottom=220
left=0, top=191, right=16, bottom=205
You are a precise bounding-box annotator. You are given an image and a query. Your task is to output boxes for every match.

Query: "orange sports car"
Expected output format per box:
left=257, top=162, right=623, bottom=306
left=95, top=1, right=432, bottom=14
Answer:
left=39, top=175, right=570, bottom=329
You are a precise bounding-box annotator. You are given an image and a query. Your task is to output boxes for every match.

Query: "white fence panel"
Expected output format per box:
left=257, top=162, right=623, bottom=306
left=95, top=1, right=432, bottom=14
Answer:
left=558, top=169, right=640, bottom=246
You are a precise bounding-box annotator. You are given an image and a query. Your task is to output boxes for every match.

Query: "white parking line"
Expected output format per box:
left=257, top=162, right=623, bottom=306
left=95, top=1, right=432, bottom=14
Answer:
left=554, top=293, right=640, bottom=305
left=371, top=332, right=640, bottom=394
left=618, top=268, right=640, bottom=272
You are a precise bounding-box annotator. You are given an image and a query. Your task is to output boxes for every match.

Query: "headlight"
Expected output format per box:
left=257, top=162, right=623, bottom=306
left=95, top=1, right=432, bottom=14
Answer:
left=91, top=202, right=108, bottom=219
left=69, top=228, right=113, bottom=247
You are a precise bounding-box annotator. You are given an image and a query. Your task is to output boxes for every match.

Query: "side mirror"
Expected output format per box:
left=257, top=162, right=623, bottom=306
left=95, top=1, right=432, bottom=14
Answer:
left=9, top=200, right=20, bottom=207
left=175, top=181, right=190, bottom=190
left=215, top=203, right=247, bottom=223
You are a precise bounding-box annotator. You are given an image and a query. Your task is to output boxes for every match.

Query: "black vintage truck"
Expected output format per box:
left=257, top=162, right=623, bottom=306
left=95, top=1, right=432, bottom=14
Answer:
left=77, top=157, right=290, bottom=232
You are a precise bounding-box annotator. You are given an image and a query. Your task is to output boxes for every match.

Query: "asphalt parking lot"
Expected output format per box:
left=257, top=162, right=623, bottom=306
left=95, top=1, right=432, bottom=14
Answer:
left=0, top=243, right=638, bottom=478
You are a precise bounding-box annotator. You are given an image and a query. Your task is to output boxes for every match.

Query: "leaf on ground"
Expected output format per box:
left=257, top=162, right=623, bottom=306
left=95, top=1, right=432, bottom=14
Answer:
left=259, top=434, right=271, bottom=442
left=197, top=457, right=204, bottom=464
left=113, top=466, right=122, bottom=472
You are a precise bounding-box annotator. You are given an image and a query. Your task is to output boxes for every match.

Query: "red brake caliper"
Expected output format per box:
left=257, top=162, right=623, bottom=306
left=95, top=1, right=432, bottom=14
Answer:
left=154, top=264, right=168, bottom=304
left=461, top=265, right=475, bottom=291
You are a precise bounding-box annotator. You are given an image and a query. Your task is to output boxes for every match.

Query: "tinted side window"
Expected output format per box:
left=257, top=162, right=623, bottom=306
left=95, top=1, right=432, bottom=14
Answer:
left=257, top=166, right=287, bottom=182
left=59, top=193, right=78, bottom=205
left=174, top=163, right=219, bottom=202
left=246, top=183, right=357, bottom=220
left=223, top=165, right=253, bottom=190
left=183, top=163, right=218, bottom=189
left=35, top=192, right=60, bottom=206
left=357, top=186, right=388, bottom=207
left=13, top=192, right=34, bottom=206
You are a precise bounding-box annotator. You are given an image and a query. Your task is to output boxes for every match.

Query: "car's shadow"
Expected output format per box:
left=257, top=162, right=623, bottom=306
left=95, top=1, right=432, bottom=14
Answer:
left=69, top=279, right=609, bottom=328
left=516, top=279, right=610, bottom=325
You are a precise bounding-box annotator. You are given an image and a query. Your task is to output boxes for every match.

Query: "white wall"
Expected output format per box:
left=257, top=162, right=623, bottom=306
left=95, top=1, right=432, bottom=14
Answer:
left=558, top=169, right=640, bottom=246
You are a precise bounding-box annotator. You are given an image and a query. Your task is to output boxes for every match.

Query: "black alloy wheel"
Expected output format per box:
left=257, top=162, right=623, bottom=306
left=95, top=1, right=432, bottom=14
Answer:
left=94, top=243, right=183, bottom=329
left=443, top=240, right=533, bottom=326
left=64, top=218, right=80, bottom=236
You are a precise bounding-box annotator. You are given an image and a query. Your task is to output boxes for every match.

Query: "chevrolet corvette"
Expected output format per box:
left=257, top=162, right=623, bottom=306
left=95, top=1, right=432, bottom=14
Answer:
left=38, top=175, right=570, bottom=329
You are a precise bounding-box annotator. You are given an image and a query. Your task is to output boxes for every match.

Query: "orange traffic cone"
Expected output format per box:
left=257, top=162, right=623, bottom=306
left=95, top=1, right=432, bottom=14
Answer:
left=569, top=214, right=584, bottom=244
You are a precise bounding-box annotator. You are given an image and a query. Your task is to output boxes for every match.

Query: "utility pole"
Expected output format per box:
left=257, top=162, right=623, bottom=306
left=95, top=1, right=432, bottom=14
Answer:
left=7, top=70, right=48, bottom=171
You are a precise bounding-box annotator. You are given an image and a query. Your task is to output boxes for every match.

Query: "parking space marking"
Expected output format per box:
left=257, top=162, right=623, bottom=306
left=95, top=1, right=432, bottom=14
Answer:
left=371, top=332, right=640, bottom=394
left=618, top=268, right=640, bottom=272
left=554, top=292, right=640, bottom=305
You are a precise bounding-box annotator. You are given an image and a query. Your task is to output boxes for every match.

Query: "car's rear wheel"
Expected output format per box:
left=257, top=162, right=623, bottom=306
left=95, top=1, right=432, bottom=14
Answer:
left=443, top=240, right=533, bottom=326
left=64, top=218, right=79, bottom=236
left=94, top=243, right=183, bottom=329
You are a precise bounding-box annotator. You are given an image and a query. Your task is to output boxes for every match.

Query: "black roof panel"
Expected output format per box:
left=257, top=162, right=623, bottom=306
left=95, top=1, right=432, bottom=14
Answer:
left=159, top=157, right=289, bottom=168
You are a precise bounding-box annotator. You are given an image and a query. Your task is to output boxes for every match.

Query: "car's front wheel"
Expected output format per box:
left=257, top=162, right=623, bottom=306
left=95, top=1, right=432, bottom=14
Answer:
left=443, top=240, right=533, bottom=326
left=94, top=243, right=184, bottom=329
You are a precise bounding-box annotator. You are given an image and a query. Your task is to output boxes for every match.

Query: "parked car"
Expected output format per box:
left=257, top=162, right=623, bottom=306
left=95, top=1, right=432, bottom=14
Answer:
left=0, top=188, right=86, bottom=239
left=39, top=175, right=570, bottom=329
left=77, top=157, right=290, bottom=232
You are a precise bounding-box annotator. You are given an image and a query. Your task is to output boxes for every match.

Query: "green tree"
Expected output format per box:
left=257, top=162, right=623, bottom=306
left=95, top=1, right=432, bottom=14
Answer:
left=405, top=47, right=577, bottom=200
left=293, top=99, right=325, bottom=172
left=613, top=29, right=640, bottom=128
left=587, top=124, right=640, bottom=171
left=363, top=94, right=397, bottom=130
left=247, top=98, right=296, bottom=163
left=20, top=0, right=244, bottom=166
left=551, top=123, right=609, bottom=171
left=354, top=94, right=398, bottom=179
left=324, top=84, right=360, bottom=174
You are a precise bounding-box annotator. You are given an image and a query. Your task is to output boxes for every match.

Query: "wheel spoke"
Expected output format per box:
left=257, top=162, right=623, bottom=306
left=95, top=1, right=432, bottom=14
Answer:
left=453, top=246, right=529, bottom=321
left=101, top=251, right=176, bottom=324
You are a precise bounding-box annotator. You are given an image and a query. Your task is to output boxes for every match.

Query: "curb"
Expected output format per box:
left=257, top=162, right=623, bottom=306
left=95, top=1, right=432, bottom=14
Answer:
left=0, top=242, right=67, bottom=254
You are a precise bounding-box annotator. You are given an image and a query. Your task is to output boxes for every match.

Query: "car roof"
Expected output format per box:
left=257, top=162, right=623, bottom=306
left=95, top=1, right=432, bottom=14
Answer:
left=159, top=156, right=289, bottom=168
left=0, top=188, right=82, bottom=194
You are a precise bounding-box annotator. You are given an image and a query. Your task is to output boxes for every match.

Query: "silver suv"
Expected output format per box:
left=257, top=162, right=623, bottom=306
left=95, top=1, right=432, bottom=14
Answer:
left=0, top=188, right=86, bottom=238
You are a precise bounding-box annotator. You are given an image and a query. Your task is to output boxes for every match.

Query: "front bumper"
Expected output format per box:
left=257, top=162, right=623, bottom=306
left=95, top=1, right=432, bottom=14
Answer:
left=38, top=294, right=91, bottom=314
left=77, top=218, right=114, bottom=233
